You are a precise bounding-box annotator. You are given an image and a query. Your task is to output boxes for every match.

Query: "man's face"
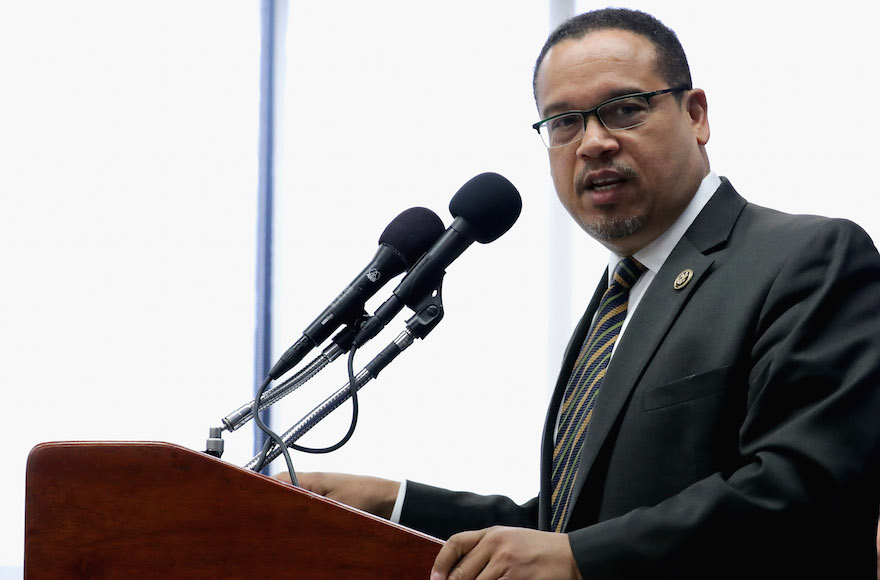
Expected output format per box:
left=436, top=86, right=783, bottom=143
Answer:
left=534, top=29, right=710, bottom=255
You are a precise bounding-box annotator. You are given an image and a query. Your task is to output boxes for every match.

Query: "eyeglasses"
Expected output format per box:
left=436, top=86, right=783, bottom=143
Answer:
left=532, top=87, right=689, bottom=149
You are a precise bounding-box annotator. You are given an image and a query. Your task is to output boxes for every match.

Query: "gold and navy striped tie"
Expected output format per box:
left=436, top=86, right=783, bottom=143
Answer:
left=550, top=256, right=646, bottom=532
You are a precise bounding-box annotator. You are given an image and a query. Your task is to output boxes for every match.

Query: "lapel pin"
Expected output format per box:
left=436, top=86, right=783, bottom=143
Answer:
left=673, top=269, right=694, bottom=290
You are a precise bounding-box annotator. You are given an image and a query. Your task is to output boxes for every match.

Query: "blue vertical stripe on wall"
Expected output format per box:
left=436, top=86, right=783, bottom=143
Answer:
left=254, top=0, right=276, bottom=464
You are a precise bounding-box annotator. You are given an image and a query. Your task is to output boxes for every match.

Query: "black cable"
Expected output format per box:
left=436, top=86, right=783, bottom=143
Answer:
left=259, top=343, right=362, bottom=462
left=289, top=345, right=361, bottom=454
left=251, top=375, right=298, bottom=486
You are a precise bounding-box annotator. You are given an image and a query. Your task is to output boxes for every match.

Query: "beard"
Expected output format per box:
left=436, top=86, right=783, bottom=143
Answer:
left=583, top=212, right=646, bottom=240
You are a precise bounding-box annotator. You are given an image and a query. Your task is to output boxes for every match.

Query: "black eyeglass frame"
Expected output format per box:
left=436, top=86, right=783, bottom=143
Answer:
left=531, top=86, right=690, bottom=148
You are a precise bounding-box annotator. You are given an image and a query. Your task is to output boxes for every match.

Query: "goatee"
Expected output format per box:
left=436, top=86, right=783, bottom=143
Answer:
left=584, top=213, right=646, bottom=240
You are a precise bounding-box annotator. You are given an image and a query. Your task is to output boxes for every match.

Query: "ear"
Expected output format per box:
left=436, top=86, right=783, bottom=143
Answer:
left=684, top=89, right=710, bottom=146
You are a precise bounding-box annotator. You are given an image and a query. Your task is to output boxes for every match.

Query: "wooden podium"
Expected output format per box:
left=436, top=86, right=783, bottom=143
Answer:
left=24, top=441, right=443, bottom=578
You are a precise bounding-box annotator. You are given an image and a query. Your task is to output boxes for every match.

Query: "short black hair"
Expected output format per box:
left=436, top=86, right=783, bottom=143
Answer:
left=533, top=8, right=692, bottom=102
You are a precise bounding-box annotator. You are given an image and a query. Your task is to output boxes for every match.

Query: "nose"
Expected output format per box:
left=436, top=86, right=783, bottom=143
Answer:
left=575, top=115, right=619, bottom=159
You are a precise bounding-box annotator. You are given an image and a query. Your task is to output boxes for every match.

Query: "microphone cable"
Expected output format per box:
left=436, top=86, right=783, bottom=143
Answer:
left=252, top=342, right=363, bottom=476
left=251, top=374, right=299, bottom=485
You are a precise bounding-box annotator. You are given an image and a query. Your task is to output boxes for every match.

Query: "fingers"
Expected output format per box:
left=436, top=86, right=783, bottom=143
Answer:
left=292, top=472, right=326, bottom=494
left=430, top=529, right=489, bottom=580
left=270, top=471, right=334, bottom=493
left=271, top=471, right=326, bottom=495
left=430, top=527, right=582, bottom=580
left=271, top=471, right=400, bottom=518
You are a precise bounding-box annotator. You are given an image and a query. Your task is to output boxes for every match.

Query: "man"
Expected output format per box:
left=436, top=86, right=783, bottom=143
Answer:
left=280, top=9, right=880, bottom=579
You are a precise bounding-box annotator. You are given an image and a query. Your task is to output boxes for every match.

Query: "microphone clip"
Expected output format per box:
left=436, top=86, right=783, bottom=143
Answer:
left=403, top=275, right=445, bottom=339
left=354, top=272, right=446, bottom=348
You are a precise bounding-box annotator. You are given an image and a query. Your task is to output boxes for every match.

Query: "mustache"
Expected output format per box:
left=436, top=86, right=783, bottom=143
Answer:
left=577, top=162, right=639, bottom=185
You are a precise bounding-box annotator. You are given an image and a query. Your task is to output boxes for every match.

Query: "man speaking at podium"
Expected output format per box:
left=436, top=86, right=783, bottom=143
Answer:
left=278, top=8, right=880, bottom=579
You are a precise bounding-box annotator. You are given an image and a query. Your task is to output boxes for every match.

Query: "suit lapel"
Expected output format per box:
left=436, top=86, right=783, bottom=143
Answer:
left=554, top=179, right=747, bottom=529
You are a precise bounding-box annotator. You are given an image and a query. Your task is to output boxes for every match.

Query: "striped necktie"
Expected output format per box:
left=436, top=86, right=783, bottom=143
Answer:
left=550, top=256, right=646, bottom=532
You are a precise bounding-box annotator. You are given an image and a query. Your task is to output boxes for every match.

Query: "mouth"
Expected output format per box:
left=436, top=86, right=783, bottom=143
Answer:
left=588, top=176, right=627, bottom=191
left=582, top=169, right=631, bottom=203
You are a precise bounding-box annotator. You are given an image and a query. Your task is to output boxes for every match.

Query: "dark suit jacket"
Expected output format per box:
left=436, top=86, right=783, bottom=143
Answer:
left=400, top=179, right=880, bottom=578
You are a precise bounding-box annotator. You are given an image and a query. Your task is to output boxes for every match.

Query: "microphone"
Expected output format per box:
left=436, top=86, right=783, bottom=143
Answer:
left=268, top=206, right=445, bottom=380
left=355, top=172, right=522, bottom=345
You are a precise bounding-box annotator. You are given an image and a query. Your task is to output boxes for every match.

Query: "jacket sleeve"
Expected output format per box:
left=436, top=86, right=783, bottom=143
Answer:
left=399, top=480, right=539, bottom=540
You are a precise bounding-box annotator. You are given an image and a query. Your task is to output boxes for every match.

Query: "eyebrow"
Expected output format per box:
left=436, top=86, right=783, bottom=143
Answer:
left=540, top=86, right=647, bottom=119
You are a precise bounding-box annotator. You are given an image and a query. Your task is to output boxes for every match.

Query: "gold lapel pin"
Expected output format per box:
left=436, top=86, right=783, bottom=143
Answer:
left=674, top=269, right=694, bottom=290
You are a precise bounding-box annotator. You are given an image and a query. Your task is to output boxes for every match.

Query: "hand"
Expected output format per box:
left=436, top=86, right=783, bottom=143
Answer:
left=430, top=526, right=582, bottom=580
left=273, top=471, right=400, bottom=519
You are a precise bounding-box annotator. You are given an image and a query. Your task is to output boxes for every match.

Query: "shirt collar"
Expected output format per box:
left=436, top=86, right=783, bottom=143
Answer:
left=608, top=171, right=722, bottom=281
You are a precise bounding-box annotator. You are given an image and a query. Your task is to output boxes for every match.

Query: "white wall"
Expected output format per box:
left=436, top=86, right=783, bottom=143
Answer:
left=2, top=0, right=878, bottom=570
left=0, top=0, right=260, bottom=568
